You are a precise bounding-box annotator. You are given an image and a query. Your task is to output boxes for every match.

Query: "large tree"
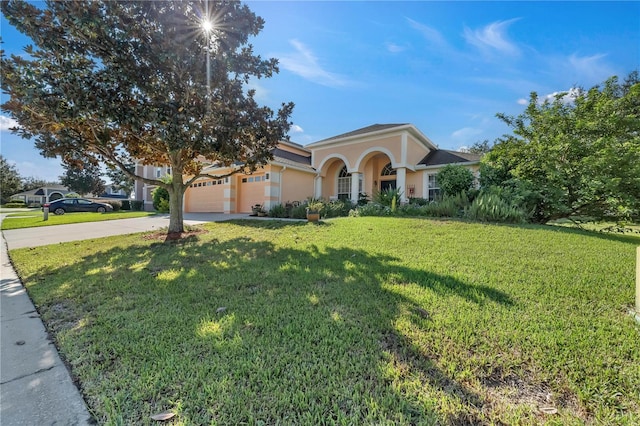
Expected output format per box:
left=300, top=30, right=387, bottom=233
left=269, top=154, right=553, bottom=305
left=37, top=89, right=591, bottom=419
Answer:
left=0, top=155, right=22, bottom=202
left=1, top=0, right=293, bottom=232
left=60, top=160, right=105, bottom=196
left=483, top=72, right=640, bottom=223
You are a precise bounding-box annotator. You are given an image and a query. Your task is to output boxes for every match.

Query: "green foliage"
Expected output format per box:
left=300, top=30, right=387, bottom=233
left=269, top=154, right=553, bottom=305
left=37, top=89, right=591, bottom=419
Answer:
left=152, top=187, right=170, bottom=212
left=488, top=72, right=640, bottom=223
left=436, top=164, right=475, bottom=196
left=130, top=200, right=144, bottom=211
left=0, top=155, right=22, bottom=203
left=323, top=200, right=354, bottom=218
left=290, top=204, right=308, bottom=219
left=60, top=160, right=105, bottom=196
left=305, top=199, right=324, bottom=213
left=103, top=200, right=122, bottom=212
left=268, top=203, right=287, bottom=218
left=372, top=188, right=403, bottom=207
left=464, top=192, right=527, bottom=223
left=4, top=201, right=27, bottom=208
left=64, top=192, right=80, bottom=198
left=408, top=197, right=429, bottom=206
left=423, top=192, right=470, bottom=217
left=120, top=200, right=131, bottom=210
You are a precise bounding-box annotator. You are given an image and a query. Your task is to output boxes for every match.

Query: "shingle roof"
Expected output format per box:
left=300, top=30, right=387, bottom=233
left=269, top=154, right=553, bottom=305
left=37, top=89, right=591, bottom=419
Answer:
left=419, top=150, right=481, bottom=166
left=272, top=148, right=311, bottom=166
left=314, top=123, right=409, bottom=144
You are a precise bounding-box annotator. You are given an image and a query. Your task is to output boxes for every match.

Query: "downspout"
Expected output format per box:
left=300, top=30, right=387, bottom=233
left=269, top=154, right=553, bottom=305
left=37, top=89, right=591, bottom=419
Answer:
left=279, top=166, right=287, bottom=204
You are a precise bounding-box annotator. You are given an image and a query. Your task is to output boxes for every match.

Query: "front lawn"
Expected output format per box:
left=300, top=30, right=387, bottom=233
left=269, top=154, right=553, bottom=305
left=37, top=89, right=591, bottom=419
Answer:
left=1, top=210, right=157, bottom=230
left=9, top=217, right=640, bottom=425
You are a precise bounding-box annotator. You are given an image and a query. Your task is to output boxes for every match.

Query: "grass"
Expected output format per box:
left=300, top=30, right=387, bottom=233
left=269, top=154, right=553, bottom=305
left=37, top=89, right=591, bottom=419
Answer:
left=1, top=210, right=157, bottom=230
left=8, top=217, right=640, bottom=425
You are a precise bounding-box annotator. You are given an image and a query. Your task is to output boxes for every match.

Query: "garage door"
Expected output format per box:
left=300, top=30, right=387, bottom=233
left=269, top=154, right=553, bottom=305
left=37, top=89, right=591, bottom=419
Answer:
left=185, top=179, right=224, bottom=212
left=238, top=174, right=266, bottom=213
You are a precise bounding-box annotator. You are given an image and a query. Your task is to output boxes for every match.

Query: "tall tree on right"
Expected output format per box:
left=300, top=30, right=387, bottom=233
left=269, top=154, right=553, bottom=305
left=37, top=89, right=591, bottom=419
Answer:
left=483, top=72, right=640, bottom=223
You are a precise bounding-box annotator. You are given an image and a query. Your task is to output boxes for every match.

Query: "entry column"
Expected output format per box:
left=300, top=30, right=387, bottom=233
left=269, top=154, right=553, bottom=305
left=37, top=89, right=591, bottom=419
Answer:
left=350, top=172, right=360, bottom=203
left=397, top=167, right=407, bottom=203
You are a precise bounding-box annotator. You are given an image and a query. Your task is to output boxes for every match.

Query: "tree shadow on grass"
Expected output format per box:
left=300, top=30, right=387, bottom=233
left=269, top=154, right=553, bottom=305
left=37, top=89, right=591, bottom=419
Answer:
left=21, top=225, right=516, bottom=425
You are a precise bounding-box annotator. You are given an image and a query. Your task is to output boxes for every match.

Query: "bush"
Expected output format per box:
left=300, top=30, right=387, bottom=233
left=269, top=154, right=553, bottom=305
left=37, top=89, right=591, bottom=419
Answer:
left=268, top=203, right=288, bottom=218
left=121, top=200, right=131, bottom=210
left=323, top=200, right=353, bottom=218
left=372, top=188, right=403, bottom=208
left=290, top=204, right=308, bottom=219
left=353, top=203, right=391, bottom=217
left=104, top=200, right=122, bottom=211
left=152, top=187, right=170, bottom=212
left=436, top=165, right=474, bottom=196
left=130, top=200, right=144, bottom=211
left=464, top=192, right=527, bottom=223
left=408, top=197, right=429, bottom=206
left=422, top=191, right=470, bottom=218
left=5, top=201, right=27, bottom=208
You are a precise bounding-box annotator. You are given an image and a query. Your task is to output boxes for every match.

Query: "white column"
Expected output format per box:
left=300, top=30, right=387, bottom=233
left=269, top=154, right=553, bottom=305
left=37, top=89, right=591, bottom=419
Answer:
left=350, top=172, right=360, bottom=203
left=314, top=175, right=323, bottom=199
left=397, top=167, right=407, bottom=203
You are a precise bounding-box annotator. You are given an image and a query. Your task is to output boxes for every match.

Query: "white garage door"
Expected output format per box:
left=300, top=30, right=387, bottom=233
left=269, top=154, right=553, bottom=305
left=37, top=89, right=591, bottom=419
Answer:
left=185, top=179, right=224, bottom=212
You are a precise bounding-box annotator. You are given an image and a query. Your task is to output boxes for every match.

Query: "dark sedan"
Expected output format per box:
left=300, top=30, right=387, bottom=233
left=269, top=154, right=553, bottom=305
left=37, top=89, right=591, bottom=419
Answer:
left=43, top=198, right=113, bottom=215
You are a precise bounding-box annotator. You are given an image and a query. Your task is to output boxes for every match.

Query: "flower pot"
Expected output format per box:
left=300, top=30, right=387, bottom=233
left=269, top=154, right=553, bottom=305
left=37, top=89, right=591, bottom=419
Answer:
left=306, top=211, right=320, bottom=222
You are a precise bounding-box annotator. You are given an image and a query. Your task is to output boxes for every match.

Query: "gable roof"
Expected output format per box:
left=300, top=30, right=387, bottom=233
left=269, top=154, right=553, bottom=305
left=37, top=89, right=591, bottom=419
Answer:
left=312, top=123, right=409, bottom=144
left=419, top=150, right=481, bottom=167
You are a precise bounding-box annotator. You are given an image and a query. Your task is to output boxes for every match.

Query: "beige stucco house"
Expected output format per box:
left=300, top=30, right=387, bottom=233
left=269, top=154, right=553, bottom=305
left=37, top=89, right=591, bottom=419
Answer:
left=133, top=123, right=480, bottom=213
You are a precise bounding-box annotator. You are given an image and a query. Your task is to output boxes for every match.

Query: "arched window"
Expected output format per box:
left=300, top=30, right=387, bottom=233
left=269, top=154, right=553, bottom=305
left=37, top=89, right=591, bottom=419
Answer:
left=381, top=162, right=396, bottom=176
left=337, top=166, right=351, bottom=200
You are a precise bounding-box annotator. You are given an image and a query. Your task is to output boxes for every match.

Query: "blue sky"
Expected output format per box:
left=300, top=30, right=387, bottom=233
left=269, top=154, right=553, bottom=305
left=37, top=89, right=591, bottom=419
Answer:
left=1, top=1, right=639, bottom=181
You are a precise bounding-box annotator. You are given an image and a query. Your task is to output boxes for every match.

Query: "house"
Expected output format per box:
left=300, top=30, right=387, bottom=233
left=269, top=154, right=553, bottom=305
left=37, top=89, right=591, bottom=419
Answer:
left=133, top=123, right=481, bottom=213
left=9, top=185, right=70, bottom=206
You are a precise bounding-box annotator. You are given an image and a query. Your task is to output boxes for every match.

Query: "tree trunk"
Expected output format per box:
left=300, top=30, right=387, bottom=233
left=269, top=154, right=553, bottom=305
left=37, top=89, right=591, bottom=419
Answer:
left=167, top=180, right=185, bottom=233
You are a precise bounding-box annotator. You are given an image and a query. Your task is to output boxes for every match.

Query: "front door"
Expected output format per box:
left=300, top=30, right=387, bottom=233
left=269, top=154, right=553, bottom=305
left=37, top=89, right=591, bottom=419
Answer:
left=380, top=180, right=396, bottom=191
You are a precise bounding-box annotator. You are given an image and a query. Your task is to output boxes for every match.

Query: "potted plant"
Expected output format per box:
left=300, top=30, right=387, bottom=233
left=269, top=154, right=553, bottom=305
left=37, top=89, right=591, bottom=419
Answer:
left=305, top=200, right=324, bottom=222
left=251, top=204, right=262, bottom=216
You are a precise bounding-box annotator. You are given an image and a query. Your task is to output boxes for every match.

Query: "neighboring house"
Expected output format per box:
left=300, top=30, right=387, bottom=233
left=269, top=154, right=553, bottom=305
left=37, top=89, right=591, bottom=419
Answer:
left=132, top=123, right=481, bottom=213
left=9, top=185, right=70, bottom=206
left=100, top=184, right=130, bottom=199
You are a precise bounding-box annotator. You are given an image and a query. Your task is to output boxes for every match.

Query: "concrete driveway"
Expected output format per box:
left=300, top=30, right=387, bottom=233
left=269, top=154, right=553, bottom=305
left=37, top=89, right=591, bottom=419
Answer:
left=2, top=212, right=251, bottom=250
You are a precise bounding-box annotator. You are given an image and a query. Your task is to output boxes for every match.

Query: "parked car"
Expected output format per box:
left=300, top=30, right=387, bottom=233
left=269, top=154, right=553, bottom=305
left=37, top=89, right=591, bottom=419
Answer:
left=43, top=198, right=113, bottom=215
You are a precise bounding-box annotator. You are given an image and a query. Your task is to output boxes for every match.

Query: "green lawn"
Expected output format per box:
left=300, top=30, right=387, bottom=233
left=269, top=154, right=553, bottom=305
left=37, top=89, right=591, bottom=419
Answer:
left=1, top=210, right=157, bottom=230
left=9, top=217, right=640, bottom=425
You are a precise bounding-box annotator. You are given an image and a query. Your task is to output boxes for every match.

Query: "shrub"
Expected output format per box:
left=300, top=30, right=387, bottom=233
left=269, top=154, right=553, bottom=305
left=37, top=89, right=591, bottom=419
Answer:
left=422, top=191, right=470, bottom=218
left=323, top=200, right=353, bottom=218
left=464, top=192, right=527, bottom=223
left=65, top=192, right=80, bottom=198
left=104, top=200, right=122, bottom=211
left=290, top=204, right=308, bottom=219
left=268, top=203, right=288, bottom=218
left=121, top=200, right=131, bottom=210
left=372, top=188, right=403, bottom=207
left=130, top=200, right=144, bottom=211
left=354, top=203, right=391, bottom=217
left=152, top=187, right=170, bottom=212
left=408, top=197, right=429, bottom=206
left=5, top=202, right=27, bottom=208
left=436, top=165, right=474, bottom=196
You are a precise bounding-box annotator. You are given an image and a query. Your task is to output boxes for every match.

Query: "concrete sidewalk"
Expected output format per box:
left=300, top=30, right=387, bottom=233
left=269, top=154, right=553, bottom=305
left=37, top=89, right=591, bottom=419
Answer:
left=0, top=212, right=252, bottom=424
left=1, top=232, right=92, bottom=425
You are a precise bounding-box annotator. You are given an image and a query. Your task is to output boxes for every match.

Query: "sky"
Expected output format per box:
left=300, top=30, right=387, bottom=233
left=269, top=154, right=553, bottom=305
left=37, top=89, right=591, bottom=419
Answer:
left=1, top=1, right=639, bottom=182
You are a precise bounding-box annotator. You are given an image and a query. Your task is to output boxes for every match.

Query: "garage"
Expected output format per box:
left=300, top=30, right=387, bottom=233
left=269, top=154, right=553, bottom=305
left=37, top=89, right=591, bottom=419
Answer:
left=237, top=174, right=266, bottom=213
left=185, top=179, right=224, bottom=212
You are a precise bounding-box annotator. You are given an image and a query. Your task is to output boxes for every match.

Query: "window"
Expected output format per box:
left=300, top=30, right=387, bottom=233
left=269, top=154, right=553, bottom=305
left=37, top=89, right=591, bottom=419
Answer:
left=381, top=162, right=396, bottom=176
left=166, top=167, right=171, bottom=175
left=428, top=174, right=441, bottom=201
left=156, top=167, right=162, bottom=178
left=242, top=178, right=247, bottom=183
left=337, top=166, right=351, bottom=200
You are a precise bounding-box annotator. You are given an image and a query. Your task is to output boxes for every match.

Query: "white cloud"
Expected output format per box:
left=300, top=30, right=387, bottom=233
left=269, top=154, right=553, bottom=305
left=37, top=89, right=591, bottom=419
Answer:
left=517, top=98, right=528, bottom=105
left=463, top=19, right=521, bottom=57
left=407, top=18, right=447, bottom=49
left=385, top=42, right=408, bottom=53
left=540, top=87, right=582, bottom=105
left=278, top=39, right=349, bottom=88
left=0, top=115, right=20, bottom=131
left=567, top=53, right=615, bottom=84
left=290, top=124, right=304, bottom=133
left=451, top=127, right=483, bottom=141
